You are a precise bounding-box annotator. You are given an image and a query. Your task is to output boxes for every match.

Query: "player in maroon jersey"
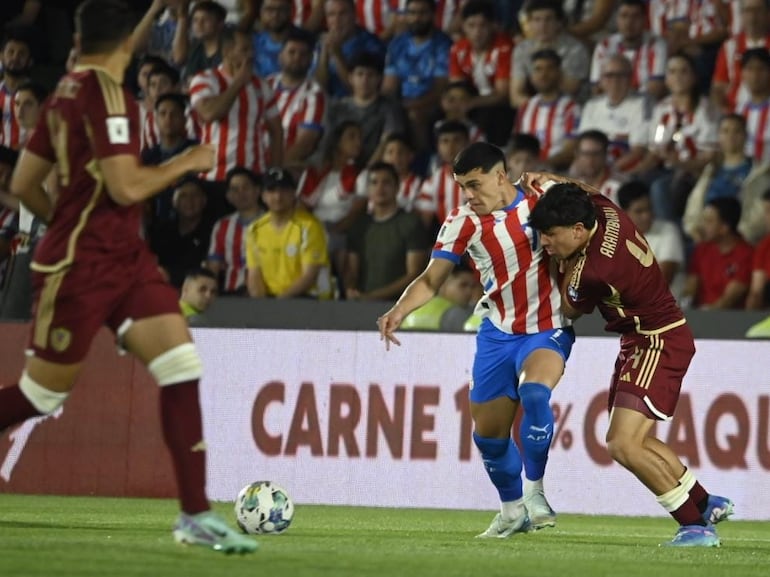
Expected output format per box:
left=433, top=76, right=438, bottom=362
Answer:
left=1, top=0, right=256, bottom=554
left=526, top=172, right=733, bottom=547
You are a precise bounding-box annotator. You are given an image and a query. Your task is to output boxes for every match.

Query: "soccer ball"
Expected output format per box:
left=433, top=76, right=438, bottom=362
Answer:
left=234, top=481, right=294, bottom=535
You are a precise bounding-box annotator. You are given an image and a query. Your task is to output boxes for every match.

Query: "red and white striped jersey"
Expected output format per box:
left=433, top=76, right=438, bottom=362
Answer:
left=516, top=94, right=581, bottom=161
left=356, top=0, right=398, bottom=37
left=266, top=74, right=326, bottom=151
left=432, top=194, right=567, bottom=334
left=0, top=82, right=25, bottom=150
left=141, top=106, right=201, bottom=150
left=735, top=99, right=770, bottom=163
left=449, top=32, right=513, bottom=97
left=291, top=0, right=313, bottom=27
left=712, top=33, right=770, bottom=111
left=208, top=212, right=259, bottom=292
left=678, top=0, right=723, bottom=39
left=647, top=0, right=668, bottom=36
left=724, top=0, right=742, bottom=37
left=590, top=32, right=667, bottom=93
left=648, top=96, right=719, bottom=162
left=595, top=172, right=625, bottom=205
left=189, top=66, right=280, bottom=181
left=415, top=163, right=463, bottom=224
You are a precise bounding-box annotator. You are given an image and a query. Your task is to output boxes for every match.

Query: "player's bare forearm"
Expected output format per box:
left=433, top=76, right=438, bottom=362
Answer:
left=10, top=150, right=54, bottom=222
left=393, top=258, right=453, bottom=315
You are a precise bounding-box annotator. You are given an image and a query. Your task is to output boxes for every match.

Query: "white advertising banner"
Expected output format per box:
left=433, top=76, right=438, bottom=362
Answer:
left=194, top=329, right=770, bottom=520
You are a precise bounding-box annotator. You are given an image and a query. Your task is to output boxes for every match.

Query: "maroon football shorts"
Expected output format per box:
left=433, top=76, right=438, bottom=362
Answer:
left=608, top=322, right=696, bottom=421
left=27, top=248, right=182, bottom=364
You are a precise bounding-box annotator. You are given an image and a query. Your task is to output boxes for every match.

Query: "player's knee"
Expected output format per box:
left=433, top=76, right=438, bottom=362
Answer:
left=518, top=383, right=553, bottom=422
left=605, top=435, right=637, bottom=468
left=147, top=343, right=203, bottom=387
left=473, top=432, right=509, bottom=458
left=19, top=371, right=69, bottom=414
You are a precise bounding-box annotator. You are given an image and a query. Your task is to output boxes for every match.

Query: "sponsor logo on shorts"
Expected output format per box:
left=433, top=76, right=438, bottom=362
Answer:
left=50, top=328, right=72, bottom=353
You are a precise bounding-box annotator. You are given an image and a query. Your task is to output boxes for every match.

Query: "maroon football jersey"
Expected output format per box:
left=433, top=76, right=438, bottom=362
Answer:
left=565, top=194, right=684, bottom=334
left=25, top=66, right=144, bottom=272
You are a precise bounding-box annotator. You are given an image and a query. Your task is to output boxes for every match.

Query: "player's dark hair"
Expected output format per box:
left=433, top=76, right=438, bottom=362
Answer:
left=368, top=161, right=400, bottom=187
left=529, top=184, right=597, bottom=231
left=154, top=92, right=188, bottom=112
left=531, top=48, right=562, bottom=67
left=461, top=0, right=495, bottom=21
left=616, top=180, right=650, bottom=210
left=283, top=27, right=317, bottom=51
left=348, top=51, right=385, bottom=74
left=0, top=145, right=19, bottom=167
left=577, top=129, right=610, bottom=150
left=741, top=47, right=770, bottom=69
left=453, top=141, right=506, bottom=176
left=436, top=119, right=470, bottom=140
left=75, top=0, right=136, bottom=56
left=706, top=197, right=742, bottom=233
left=191, top=0, right=228, bottom=22
left=15, top=80, right=49, bottom=104
left=226, top=166, right=263, bottom=188
left=524, top=0, right=566, bottom=22
left=148, top=62, right=180, bottom=87
left=185, top=267, right=218, bottom=282
left=509, top=132, right=541, bottom=156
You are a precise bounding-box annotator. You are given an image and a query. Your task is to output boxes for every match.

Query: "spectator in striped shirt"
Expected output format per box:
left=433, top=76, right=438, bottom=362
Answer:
left=142, top=63, right=200, bottom=151
left=514, top=49, right=580, bottom=172
left=569, top=130, right=626, bottom=205
left=207, top=167, right=264, bottom=294
left=359, top=132, right=423, bottom=212
left=433, top=80, right=486, bottom=147
left=267, top=28, right=326, bottom=166
left=711, top=0, right=770, bottom=113
left=0, top=26, right=34, bottom=151
left=590, top=0, right=667, bottom=101
left=734, top=48, right=770, bottom=164
left=190, top=27, right=283, bottom=218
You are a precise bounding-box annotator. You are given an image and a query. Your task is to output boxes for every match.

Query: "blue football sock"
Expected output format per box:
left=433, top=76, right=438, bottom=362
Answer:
left=472, top=432, right=523, bottom=502
left=518, top=382, right=554, bottom=482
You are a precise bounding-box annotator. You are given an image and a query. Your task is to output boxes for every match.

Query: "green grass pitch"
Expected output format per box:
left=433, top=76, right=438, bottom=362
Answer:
left=0, top=494, right=768, bottom=577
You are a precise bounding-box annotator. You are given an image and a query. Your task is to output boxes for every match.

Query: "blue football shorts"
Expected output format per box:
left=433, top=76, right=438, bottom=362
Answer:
left=469, top=318, right=575, bottom=404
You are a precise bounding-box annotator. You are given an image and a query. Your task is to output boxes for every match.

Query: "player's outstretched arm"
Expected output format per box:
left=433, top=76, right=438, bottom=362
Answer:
left=9, top=150, right=54, bottom=222
left=377, top=257, right=454, bottom=350
left=99, top=145, right=215, bottom=206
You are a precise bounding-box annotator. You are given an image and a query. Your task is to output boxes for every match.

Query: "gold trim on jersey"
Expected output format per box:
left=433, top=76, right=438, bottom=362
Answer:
left=636, top=334, right=664, bottom=390
left=633, top=316, right=687, bottom=335
left=569, top=253, right=587, bottom=292
left=30, top=156, right=103, bottom=274
left=94, top=70, right=126, bottom=116
left=33, top=269, right=67, bottom=350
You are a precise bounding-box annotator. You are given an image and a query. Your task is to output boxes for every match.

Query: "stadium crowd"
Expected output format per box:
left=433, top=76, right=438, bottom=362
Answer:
left=2, top=0, right=770, bottom=332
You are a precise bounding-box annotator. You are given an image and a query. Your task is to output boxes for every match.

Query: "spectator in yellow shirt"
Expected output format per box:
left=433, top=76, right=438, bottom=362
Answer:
left=245, top=167, right=332, bottom=299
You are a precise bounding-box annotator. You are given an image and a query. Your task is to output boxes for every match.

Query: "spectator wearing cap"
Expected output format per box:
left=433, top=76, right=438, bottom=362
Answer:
left=345, top=161, right=430, bottom=301
left=246, top=167, right=332, bottom=299
left=734, top=48, right=770, bottom=164
left=266, top=28, right=327, bottom=166
left=179, top=267, right=219, bottom=326
left=327, top=51, right=407, bottom=167
left=313, top=0, right=385, bottom=99
left=173, top=0, right=228, bottom=82
left=0, top=26, right=34, bottom=150
left=382, top=0, right=452, bottom=154
left=207, top=167, right=264, bottom=295
left=141, top=93, right=200, bottom=224
left=511, top=0, right=589, bottom=108
left=514, top=49, right=580, bottom=172
left=150, top=176, right=214, bottom=289
left=448, top=0, right=514, bottom=146
left=190, top=27, right=283, bottom=218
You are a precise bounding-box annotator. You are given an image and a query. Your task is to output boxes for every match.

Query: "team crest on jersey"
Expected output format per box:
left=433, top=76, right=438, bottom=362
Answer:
left=50, top=328, right=72, bottom=352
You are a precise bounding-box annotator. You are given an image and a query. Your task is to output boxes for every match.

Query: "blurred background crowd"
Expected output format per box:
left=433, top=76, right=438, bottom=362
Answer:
left=2, top=0, right=770, bottom=334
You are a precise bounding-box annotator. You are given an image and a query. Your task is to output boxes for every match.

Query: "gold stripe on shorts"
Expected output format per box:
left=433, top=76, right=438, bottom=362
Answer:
left=33, top=270, right=67, bottom=350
